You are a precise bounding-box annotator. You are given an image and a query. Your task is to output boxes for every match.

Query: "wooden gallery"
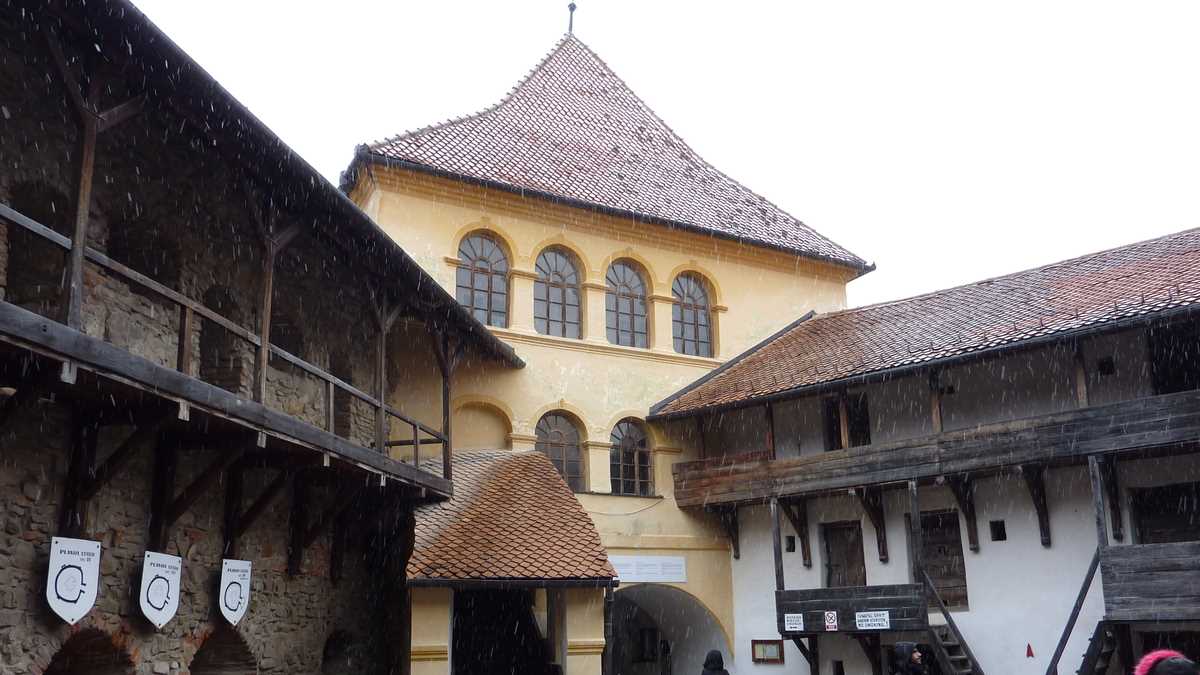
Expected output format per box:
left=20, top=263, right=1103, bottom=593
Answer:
left=657, top=230, right=1200, bottom=674
left=0, top=2, right=533, bottom=674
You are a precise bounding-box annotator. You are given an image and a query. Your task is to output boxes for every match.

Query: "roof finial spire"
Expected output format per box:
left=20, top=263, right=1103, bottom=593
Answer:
left=568, top=2, right=577, bottom=34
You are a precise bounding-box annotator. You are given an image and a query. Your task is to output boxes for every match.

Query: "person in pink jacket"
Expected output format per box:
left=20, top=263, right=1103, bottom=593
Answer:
left=1135, top=650, right=1199, bottom=675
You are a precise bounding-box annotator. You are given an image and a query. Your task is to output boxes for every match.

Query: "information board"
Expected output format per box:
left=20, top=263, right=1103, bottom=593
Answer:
left=46, top=537, right=101, bottom=625
left=855, top=610, right=891, bottom=630
left=609, top=555, right=687, bottom=583
left=783, top=613, right=805, bottom=632
left=139, top=551, right=182, bottom=629
left=219, top=559, right=252, bottom=626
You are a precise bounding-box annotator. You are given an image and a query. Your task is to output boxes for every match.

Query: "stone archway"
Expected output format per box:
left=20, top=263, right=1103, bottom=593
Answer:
left=612, top=584, right=731, bottom=675
left=189, top=626, right=258, bottom=675
left=44, top=628, right=134, bottom=675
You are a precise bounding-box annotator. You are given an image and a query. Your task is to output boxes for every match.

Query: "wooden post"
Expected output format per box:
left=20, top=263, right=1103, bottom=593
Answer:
left=1074, top=346, right=1090, bottom=408
left=929, top=371, right=944, bottom=434
left=287, top=472, right=309, bottom=576
left=909, top=480, right=923, bottom=582
left=1098, top=456, right=1124, bottom=541
left=765, top=402, right=777, bottom=459
left=696, top=416, right=707, bottom=460
left=147, top=439, right=179, bottom=552
left=372, top=297, right=402, bottom=455
left=58, top=420, right=98, bottom=537
left=837, top=393, right=851, bottom=449
left=325, top=380, right=336, bottom=433
left=1088, top=455, right=1109, bottom=548
left=254, top=246, right=277, bottom=403
left=176, top=306, right=195, bottom=375
left=771, top=497, right=785, bottom=591
left=1022, top=464, right=1053, bottom=547
left=223, top=464, right=244, bottom=558
left=430, top=329, right=457, bottom=480
left=947, top=475, right=980, bottom=553
left=603, top=585, right=615, bottom=675
left=781, top=498, right=813, bottom=568
left=63, top=92, right=98, bottom=334
left=856, top=487, right=889, bottom=563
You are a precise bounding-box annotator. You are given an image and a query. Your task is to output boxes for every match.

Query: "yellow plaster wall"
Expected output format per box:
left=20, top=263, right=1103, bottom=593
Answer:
left=356, top=166, right=854, bottom=665
left=567, top=588, right=608, bottom=674
left=411, top=587, right=452, bottom=675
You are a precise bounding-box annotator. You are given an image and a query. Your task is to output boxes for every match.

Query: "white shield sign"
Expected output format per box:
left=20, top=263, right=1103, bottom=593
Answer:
left=46, top=536, right=101, bottom=625
left=219, top=559, right=252, bottom=626
left=139, top=552, right=182, bottom=629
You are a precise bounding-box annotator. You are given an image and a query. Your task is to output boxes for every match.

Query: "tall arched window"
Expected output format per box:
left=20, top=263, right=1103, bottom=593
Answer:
left=605, top=261, right=648, bottom=348
left=672, top=273, right=713, bottom=357
left=610, top=418, right=651, bottom=496
left=534, top=248, right=581, bottom=339
left=456, top=233, right=509, bottom=327
left=535, top=412, right=584, bottom=492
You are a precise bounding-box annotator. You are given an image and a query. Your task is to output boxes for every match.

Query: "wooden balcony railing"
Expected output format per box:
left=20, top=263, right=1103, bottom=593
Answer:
left=1100, top=541, right=1200, bottom=622
left=0, top=202, right=449, bottom=488
left=775, top=584, right=927, bottom=636
left=674, top=388, right=1200, bottom=507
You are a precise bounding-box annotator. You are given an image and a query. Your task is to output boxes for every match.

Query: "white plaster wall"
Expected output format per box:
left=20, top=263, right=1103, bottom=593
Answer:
left=729, top=468, right=1117, bottom=675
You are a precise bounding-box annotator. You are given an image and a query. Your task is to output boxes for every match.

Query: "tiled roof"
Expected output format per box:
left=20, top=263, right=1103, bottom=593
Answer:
left=651, top=228, right=1200, bottom=417
left=409, top=450, right=616, bottom=583
left=355, top=35, right=868, bottom=272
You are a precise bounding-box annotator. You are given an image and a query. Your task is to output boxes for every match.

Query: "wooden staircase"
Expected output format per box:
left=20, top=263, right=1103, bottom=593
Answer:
left=1076, top=622, right=1119, bottom=675
left=930, top=624, right=979, bottom=675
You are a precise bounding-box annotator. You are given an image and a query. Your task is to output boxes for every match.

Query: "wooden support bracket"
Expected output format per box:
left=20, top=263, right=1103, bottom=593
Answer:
left=856, top=486, right=889, bottom=563
left=165, top=446, right=246, bottom=526
left=233, top=468, right=292, bottom=540
left=853, top=633, right=883, bottom=675
left=710, top=506, right=740, bottom=560
left=946, top=475, right=980, bottom=552
left=1097, top=455, right=1124, bottom=541
left=80, top=413, right=173, bottom=501
left=780, top=498, right=813, bottom=568
left=303, top=483, right=363, bottom=550
left=1020, top=464, right=1052, bottom=547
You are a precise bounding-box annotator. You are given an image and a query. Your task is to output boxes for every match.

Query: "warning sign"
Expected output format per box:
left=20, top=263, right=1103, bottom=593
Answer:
left=139, top=551, right=182, bottom=629
left=783, top=613, right=805, bottom=632
left=823, top=610, right=839, bottom=631
left=855, top=610, right=891, bottom=630
left=46, top=537, right=101, bottom=625
left=219, top=559, right=252, bottom=626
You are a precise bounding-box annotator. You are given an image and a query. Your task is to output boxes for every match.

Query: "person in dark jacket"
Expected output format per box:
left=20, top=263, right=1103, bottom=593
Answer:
left=1135, top=650, right=1200, bottom=675
left=892, top=642, right=928, bottom=674
left=701, top=649, right=730, bottom=675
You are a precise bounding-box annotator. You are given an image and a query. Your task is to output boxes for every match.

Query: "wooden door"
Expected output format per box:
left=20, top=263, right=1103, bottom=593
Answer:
left=823, top=521, right=867, bottom=587
left=921, top=510, right=969, bottom=608
left=1133, top=482, right=1200, bottom=544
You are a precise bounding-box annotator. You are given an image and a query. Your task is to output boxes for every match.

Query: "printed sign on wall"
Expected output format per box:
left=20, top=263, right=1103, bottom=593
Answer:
left=139, top=552, right=182, bottom=629
left=823, top=610, right=839, bottom=631
left=609, top=555, right=687, bottom=583
left=46, top=537, right=101, bottom=625
left=219, top=559, right=252, bottom=626
left=783, top=613, right=805, bottom=632
left=855, top=610, right=891, bottom=630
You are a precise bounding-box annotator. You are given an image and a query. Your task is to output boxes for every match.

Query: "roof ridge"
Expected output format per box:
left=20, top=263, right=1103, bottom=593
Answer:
left=815, top=225, right=1200, bottom=320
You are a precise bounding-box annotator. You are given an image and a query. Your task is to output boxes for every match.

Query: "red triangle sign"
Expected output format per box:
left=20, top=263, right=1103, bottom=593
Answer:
left=1027, top=644, right=1035, bottom=658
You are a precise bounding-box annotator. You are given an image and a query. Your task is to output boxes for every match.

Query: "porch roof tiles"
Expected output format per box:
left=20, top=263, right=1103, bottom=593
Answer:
left=409, top=450, right=616, bottom=584
left=651, top=227, right=1200, bottom=418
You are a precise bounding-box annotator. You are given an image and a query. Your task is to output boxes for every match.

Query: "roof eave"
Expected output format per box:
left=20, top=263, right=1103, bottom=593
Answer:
left=345, top=151, right=874, bottom=278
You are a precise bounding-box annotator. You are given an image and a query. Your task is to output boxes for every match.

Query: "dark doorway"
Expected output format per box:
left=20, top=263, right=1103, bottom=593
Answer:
left=189, top=626, right=258, bottom=675
left=452, top=589, right=556, bottom=675
left=921, top=510, right=969, bottom=608
left=1133, top=482, right=1200, bottom=544
left=823, top=521, right=867, bottom=587
left=44, top=629, right=134, bottom=675
left=1142, top=631, right=1200, bottom=658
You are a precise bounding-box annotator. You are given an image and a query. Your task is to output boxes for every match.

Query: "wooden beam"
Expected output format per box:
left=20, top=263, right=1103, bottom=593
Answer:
left=287, top=472, right=310, bottom=576
left=97, top=94, right=146, bottom=133
left=165, top=446, right=246, bottom=526
left=791, top=637, right=813, bottom=665
left=147, top=438, right=179, bottom=552
left=1075, top=345, right=1090, bottom=408
left=176, top=305, right=195, bottom=376
left=909, top=480, right=923, bottom=581
left=929, top=371, right=944, bottom=434
left=780, top=498, right=812, bottom=568
left=80, top=414, right=172, bottom=501
left=223, top=465, right=243, bottom=558
left=856, top=486, right=889, bottom=563
left=710, top=506, right=740, bottom=560
left=853, top=633, right=883, bottom=675
left=254, top=247, right=278, bottom=404
left=1088, top=455, right=1109, bottom=548
left=837, top=393, right=851, bottom=449
left=696, top=416, right=707, bottom=460
left=1098, top=455, right=1124, bottom=541
left=330, top=502, right=349, bottom=586
left=41, top=27, right=90, bottom=122
left=946, top=475, right=979, bottom=553
left=58, top=419, right=98, bottom=537
left=765, top=402, right=777, bottom=459
left=235, top=468, right=291, bottom=538
left=430, top=329, right=460, bottom=480
left=1021, top=464, right=1052, bottom=547
left=770, top=498, right=784, bottom=591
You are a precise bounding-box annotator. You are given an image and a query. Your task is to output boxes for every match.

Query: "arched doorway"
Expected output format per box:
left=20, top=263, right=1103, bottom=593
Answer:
left=612, top=584, right=730, bottom=675
left=321, top=630, right=363, bottom=675
left=44, top=628, right=134, bottom=675
left=189, top=626, right=258, bottom=675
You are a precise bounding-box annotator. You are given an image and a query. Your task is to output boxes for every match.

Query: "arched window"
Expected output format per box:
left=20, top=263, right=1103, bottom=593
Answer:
left=672, top=273, right=713, bottom=357
left=534, top=248, right=581, bottom=338
left=605, top=261, right=648, bottom=348
left=456, top=233, right=509, bottom=327
left=610, top=419, right=652, bottom=496
left=535, top=412, right=584, bottom=492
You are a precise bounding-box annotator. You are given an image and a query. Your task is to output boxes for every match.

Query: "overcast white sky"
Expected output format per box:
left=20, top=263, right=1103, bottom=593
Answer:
left=131, top=1, right=1200, bottom=308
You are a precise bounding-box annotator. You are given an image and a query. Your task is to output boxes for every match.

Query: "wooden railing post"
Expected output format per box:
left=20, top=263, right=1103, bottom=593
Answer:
left=909, top=480, right=923, bottom=582
left=431, top=329, right=459, bottom=481
left=176, top=306, right=195, bottom=375
left=371, top=294, right=402, bottom=455
left=1088, top=455, right=1109, bottom=547
left=771, top=497, right=785, bottom=591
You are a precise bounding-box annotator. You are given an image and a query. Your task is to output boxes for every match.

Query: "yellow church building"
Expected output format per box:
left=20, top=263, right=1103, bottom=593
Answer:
left=341, top=32, right=870, bottom=675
